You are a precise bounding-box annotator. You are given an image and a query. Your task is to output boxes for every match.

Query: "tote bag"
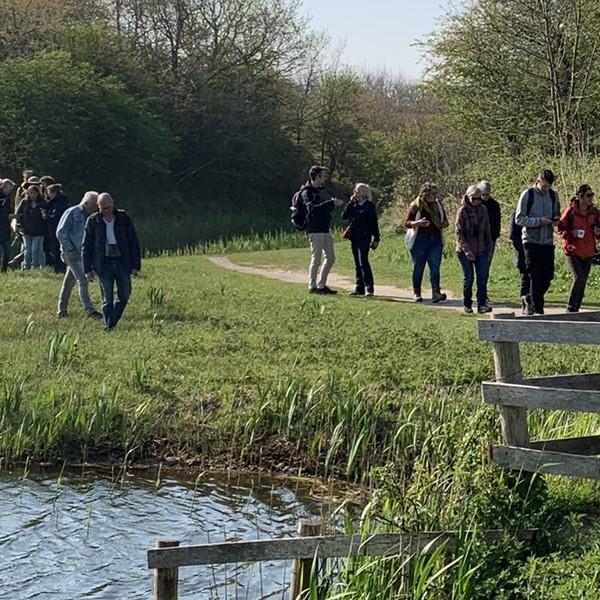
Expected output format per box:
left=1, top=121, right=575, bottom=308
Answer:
left=404, top=210, right=420, bottom=250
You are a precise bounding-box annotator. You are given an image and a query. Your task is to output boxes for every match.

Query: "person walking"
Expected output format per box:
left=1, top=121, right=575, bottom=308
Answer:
left=515, top=169, right=561, bottom=315
left=301, top=165, right=344, bottom=294
left=83, top=193, right=141, bottom=332
left=405, top=182, right=449, bottom=303
left=455, top=185, right=493, bottom=314
left=56, top=191, right=102, bottom=319
left=342, top=183, right=380, bottom=296
left=44, top=183, right=69, bottom=273
left=15, top=182, right=46, bottom=269
left=557, top=184, right=600, bottom=313
left=0, top=179, right=15, bottom=273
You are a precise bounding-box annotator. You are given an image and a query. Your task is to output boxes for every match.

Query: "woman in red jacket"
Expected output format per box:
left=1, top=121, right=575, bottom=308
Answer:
left=558, top=184, right=600, bottom=312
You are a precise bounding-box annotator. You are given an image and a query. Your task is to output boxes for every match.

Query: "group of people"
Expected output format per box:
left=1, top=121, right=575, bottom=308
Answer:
left=0, top=169, right=141, bottom=332
left=297, top=166, right=600, bottom=315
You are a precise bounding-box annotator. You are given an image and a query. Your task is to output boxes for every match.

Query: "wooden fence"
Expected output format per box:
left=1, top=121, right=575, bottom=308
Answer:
left=479, top=310, right=600, bottom=479
left=147, top=519, right=536, bottom=599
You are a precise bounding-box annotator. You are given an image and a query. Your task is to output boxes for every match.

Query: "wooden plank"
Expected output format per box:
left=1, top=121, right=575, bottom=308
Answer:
left=147, top=530, right=536, bottom=570
left=529, top=435, right=600, bottom=455
left=490, top=313, right=529, bottom=447
left=516, top=311, right=600, bottom=322
left=493, top=445, right=600, bottom=479
left=154, top=540, right=179, bottom=600
left=290, top=520, right=320, bottom=600
left=478, top=318, right=600, bottom=345
left=525, top=373, right=600, bottom=390
left=482, top=381, right=600, bottom=413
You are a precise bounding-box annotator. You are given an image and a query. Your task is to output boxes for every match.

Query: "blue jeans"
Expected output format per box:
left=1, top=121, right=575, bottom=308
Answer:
left=351, top=240, right=374, bottom=292
left=22, top=235, right=45, bottom=269
left=97, top=260, right=132, bottom=330
left=457, top=251, right=489, bottom=309
left=410, top=234, right=443, bottom=292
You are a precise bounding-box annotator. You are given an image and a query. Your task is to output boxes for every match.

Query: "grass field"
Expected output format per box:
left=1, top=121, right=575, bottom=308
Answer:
left=3, top=233, right=600, bottom=597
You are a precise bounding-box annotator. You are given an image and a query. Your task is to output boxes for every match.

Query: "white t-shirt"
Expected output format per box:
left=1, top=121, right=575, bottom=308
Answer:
left=104, top=217, right=117, bottom=244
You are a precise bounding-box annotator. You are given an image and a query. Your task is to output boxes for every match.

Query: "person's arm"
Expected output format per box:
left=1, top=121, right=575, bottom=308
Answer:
left=56, top=210, right=74, bottom=252
left=557, top=206, right=572, bottom=240
left=515, top=190, right=542, bottom=227
left=482, top=207, right=493, bottom=249
left=127, top=216, right=142, bottom=273
left=371, top=203, right=380, bottom=242
left=552, top=192, right=561, bottom=222
left=341, top=201, right=354, bottom=221
left=455, top=207, right=474, bottom=259
left=405, top=205, right=427, bottom=229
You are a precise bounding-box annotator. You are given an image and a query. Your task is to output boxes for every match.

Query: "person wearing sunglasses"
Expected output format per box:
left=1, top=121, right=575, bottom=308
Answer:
left=557, top=184, right=600, bottom=312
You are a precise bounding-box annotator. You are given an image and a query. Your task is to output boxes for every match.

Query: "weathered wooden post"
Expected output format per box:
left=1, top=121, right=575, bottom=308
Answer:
left=491, top=312, right=529, bottom=448
left=154, top=540, right=180, bottom=600
left=289, top=519, right=321, bottom=600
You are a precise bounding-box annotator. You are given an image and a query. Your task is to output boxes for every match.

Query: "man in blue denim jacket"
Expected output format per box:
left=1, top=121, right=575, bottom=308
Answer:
left=56, top=191, right=102, bottom=319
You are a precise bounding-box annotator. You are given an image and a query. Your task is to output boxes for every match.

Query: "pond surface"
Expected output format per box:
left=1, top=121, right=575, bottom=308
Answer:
left=0, top=467, right=338, bottom=599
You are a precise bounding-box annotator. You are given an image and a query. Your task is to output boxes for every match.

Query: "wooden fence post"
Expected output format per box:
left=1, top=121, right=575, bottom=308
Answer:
left=289, top=520, right=321, bottom=600
left=154, top=540, right=180, bottom=600
left=491, top=312, right=529, bottom=447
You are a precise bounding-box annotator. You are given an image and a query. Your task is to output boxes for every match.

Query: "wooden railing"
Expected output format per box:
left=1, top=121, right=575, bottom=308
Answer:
left=479, top=310, right=600, bottom=479
left=147, top=520, right=536, bottom=599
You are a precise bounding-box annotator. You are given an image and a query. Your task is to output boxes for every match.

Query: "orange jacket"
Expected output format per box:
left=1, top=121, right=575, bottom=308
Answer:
left=557, top=203, right=600, bottom=259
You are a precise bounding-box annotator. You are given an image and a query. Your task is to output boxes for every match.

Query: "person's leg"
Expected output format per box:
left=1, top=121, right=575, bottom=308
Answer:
left=308, top=233, right=324, bottom=290
left=359, top=242, right=374, bottom=293
left=351, top=242, right=365, bottom=293
left=97, top=265, right=115, bottom=329
left=475, top=252, right=489, bottom=309
left=565, top=255, right=590, bottom=311
left=410, top=236, right=428, bottom=297
left=538, top=245, right=555, bottom=313
left=64, top=252, right=96, bottom=314
left=457, top=252, right=474, bottom=309
left=57, top=268, right=76, bottom=315
left=427, top=237, right=445, bottom=301
left=318, top=233, right=335, bottom=288
left=32, top=236, right=45, bottom=268
left=111, top=263, right=132, bottom=328
left=22, top=235, right=32, bottom=269
left=0, top=240, right=9, bottom=272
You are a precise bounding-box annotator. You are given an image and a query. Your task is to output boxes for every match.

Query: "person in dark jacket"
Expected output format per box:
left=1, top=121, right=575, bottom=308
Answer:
left=0, top=179, right=15, bottom=272
left=456, top=185, right=493, bottom=314
left=15, top=183, right=46, bottom=269
left=43, top=183, right=69, bottom=273
left=301, top=165, right=344, bottom=294
left=83, top=193, right=141, bottom=332
left=342, top=183, right=380, bottom=296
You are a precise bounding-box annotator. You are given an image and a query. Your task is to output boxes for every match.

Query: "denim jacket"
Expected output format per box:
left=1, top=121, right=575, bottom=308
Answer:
left=56, top=205, right=88, bottom=254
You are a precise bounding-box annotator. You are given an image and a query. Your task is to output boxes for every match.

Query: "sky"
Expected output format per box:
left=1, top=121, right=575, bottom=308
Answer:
left=299, top=0, right=455, bottom=81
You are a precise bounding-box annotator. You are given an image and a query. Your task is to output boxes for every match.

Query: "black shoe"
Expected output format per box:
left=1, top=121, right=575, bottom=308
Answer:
left=57, top=311, right=68, bottom=318
left=318, top=286, right=337, bottom=295
left=349, top=290, right=365, bottom=296
left=309, top=287, right=321, bottom=294
left=477, top=305, right=493, bottom=314
left=88, top=310, right=103, bottom=320
left=464, top=307, right=473, bottom=314
left=521, top=295, right=534, bottom=316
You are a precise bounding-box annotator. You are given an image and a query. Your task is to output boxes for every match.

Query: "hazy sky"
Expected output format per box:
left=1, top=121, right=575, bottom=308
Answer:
left=299, top=0, right=455, bottom=81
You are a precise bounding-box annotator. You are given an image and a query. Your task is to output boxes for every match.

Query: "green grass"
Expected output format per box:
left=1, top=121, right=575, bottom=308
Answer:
left=3, top=242, right=600, bottom=597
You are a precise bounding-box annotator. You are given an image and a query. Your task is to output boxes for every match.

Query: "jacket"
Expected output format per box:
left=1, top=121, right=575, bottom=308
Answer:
left=557, top=203, right=600, bottom=260
left=16, top=198, right=46, bottom=236
left=56, top=204, right=88, bottom=254
left=515, top=187, right=560, bottom=246
left=455, top=200, right=493, bottom=257
left=301, top=183, right=334, bottom=233
left=82, top=209, right=141, bottom=275
left=44, top=192, right=69, bottom=228
left=482, top=196, right=501, bottom=241
left=0, top=194, right=11, bottom=242
left=342, top=200, right=380, bottom=243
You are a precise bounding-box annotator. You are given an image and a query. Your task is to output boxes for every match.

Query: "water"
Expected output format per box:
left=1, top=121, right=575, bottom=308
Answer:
left=0, top=467, right=338, bottom=599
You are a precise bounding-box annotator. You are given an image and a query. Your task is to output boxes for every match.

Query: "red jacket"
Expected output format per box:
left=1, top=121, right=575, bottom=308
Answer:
left=557, top=203, right=600, bottom=259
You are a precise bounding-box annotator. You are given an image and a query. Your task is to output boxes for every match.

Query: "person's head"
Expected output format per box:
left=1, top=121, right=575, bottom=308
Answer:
left=308, top=165, right=327, bottom=187
left=22, top=169, right=33, bottom=183
left=1, top=179, right=15, bottom=195
left=47, top=183, right=62, bottom=200
left=352, top=182, right=372, bottom=202
left=576, top=183, right=594, bottom=209
left=98, top=192, right=114, bottom=219
left=419, top=182, right=438, bottom=203
left=80, top=191, right=99, bottom=214
left=465, top=184, right=482, bottom=206
left=535, top=169, right=555, bottom=192
left=26, top=184, right=41, bottom=200
left=478, top=180, right=492, bottom=201
left=40, top=175, right=55, bottom=192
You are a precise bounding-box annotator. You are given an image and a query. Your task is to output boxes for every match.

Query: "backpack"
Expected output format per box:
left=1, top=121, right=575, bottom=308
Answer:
left=508, top=188, right=557, bottom=249
left=290, top=185, right=309, bottom=230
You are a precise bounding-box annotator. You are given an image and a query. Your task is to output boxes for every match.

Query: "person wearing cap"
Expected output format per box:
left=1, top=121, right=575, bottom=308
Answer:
left=15, top=182, right=46, bottom=269
left=0, top=179, right=15, bottom=272
left=82, top=193, right=141, bottom=331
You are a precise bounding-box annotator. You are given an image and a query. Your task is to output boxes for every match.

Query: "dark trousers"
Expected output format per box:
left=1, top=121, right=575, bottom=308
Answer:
left=97, top=259, right=132, bottom=330
left=524, top=243, right=555, bottom=314
left=410, top=234, right=443, bottom=292
left=457, top=251, right=489, bottom=309
left=0, top=240, right=9, bottom=272
left=351, top=239, right=374, bottom=292
left=564, top=255, right=592, bottom=312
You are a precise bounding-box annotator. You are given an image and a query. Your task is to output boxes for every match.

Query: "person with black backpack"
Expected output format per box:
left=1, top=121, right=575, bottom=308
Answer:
left=295, top=165, right=344, bottom=294
left=515, top=169, right=560, bottom=315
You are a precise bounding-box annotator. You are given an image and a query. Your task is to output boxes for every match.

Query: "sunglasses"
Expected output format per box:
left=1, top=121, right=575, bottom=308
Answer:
left=585, top=192, right=595, bottom=198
